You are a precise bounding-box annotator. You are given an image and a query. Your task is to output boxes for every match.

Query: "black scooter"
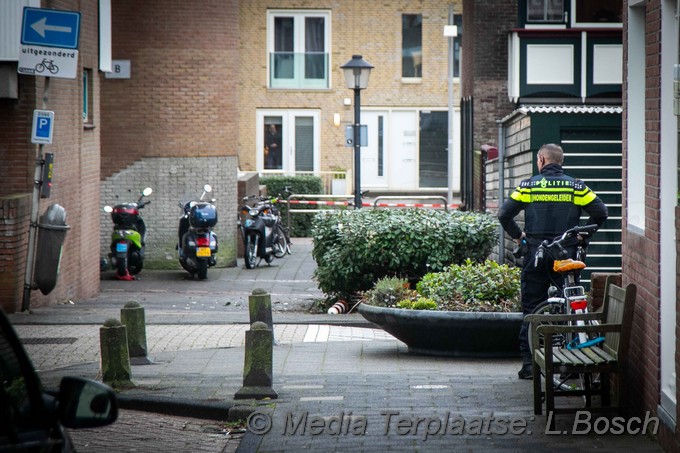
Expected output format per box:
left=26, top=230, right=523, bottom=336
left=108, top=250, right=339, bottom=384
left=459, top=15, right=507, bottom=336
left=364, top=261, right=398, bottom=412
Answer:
left=237, top=195, right=287, bottom=269
left=178, top=184, right=218, bottom=280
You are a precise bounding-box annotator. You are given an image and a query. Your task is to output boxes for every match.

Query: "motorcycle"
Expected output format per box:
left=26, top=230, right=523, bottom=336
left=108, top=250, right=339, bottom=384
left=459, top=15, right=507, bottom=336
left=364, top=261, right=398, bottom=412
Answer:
left=103, top=187, right=153, bottom=280
left=178, top=184, right=218, bottom=280
left=237, top=195, right=288, bottom=269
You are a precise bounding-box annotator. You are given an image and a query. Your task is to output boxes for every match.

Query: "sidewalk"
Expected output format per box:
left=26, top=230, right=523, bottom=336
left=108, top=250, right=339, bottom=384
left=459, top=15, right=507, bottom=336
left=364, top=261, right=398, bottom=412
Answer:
left=9, top=239, right=663, bottom=452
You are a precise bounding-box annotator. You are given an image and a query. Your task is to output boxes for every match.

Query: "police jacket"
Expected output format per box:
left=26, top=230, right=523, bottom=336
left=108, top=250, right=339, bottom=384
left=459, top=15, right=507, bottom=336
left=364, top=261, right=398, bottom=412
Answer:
left=498, top=163, right=608, bottom=242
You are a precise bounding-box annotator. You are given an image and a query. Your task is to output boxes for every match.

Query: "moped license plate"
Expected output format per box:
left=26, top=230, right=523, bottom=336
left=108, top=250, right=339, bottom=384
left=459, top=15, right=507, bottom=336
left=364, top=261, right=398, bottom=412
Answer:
left=196, top=247, right=211, bottom=257
left=116, top=242, right=128, bottom=253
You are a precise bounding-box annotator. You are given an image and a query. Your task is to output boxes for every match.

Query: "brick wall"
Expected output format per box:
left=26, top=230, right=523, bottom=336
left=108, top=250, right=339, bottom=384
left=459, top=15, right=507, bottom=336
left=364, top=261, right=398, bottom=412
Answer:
left=100, top=0, right=241, bottom=270
left=237, top=0, right=459, bottom=175
left=485, top=113, right=531, bottom=263
left=0, top=1, right=102, bottom=312
left=100, top=157, right=238, bottom=270
left=101, top=0, right=240, bottom=178
left=622, top=1, right=680, bottom=451
left=0, top=195, right=31, bottom=312
left=462, top=0, right=517, bottom=149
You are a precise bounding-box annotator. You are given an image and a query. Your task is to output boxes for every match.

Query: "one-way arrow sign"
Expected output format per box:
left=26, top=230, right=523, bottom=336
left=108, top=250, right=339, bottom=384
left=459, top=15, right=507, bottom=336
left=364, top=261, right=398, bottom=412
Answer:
left=21, top=8, right=81, bottom=49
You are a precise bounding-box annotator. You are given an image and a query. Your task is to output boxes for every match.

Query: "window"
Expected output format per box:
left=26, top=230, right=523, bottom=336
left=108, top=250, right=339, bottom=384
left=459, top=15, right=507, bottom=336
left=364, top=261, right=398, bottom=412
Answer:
left=264, top=117, right=283, bottom=170
left=402, top=14, right=422, bottom=78
left=572, top=0, right=622, bottom=26
left=453, top=14, right=462, bottom=78
left=419, top=111, right=448, bottom=188
left=258, top=110, right=320, bottom=173
left=527, top=0, right=564, bottom=23
left=268, top=11, right=330, bottom=89
left=82, top=68, right=93, bottom=125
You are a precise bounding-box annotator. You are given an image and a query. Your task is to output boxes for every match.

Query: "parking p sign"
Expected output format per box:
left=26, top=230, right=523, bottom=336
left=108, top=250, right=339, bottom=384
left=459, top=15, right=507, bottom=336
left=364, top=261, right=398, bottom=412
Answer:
left=32, top=110, right=55, bottom=144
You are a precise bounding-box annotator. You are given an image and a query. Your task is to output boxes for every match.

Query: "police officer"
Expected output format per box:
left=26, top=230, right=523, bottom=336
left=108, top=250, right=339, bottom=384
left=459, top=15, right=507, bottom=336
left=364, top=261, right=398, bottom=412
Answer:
left=498, top=143, right=608, bottom=380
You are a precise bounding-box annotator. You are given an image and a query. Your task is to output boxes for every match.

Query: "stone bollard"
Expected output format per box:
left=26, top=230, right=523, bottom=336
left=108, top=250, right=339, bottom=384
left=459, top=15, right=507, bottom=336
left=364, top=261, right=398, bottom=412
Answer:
left=120, top=300, right=150, bottom=364
left=235, top=321, right=278, bottom=400
left=249, top=288, right=273, bottom=331
left=100, top=318, right=134, bottom=389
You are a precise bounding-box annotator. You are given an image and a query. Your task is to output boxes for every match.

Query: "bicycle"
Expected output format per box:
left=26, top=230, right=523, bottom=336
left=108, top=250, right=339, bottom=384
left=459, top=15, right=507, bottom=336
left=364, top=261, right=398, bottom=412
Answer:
left=35, top=58, right=59, bottom=74
left=526, top=224, right=602, bottom=397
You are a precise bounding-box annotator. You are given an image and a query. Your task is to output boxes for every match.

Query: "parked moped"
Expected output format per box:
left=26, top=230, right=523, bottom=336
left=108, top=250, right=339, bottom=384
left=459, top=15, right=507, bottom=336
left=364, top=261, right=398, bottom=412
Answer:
left=237, top=195, right=288, bottom=269
left=178, top=184, right=218, bottom=280
left=104, top=187, right=153, bottom=280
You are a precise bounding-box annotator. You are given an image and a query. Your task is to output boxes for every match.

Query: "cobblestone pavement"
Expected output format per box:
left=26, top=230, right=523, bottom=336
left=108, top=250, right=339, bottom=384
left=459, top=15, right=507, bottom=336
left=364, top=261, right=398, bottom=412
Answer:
left=14, top=324, right=394, bottom=371
left=9, top=238, right=665, bottom=452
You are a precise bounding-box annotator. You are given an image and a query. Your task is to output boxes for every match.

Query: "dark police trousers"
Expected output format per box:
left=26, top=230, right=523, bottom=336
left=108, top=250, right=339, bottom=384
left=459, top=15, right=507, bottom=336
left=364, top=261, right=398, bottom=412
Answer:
left=519, top=243, right=577, bottom=364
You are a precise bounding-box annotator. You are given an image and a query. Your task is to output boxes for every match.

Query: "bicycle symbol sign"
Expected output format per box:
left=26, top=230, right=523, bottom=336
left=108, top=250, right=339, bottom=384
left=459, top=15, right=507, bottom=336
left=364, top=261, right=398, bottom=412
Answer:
left=35, top=59, right=59, bottom=75
left=17, top=8, right=80, bottom=79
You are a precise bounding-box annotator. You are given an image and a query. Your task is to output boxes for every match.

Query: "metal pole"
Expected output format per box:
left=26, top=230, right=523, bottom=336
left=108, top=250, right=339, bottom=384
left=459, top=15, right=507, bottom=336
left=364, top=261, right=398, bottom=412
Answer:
left=447, top=4, right=454, bottom=207
left=497, top=121, right=505, bottom=264
left=354, top=87, right=362, bottom=209
left=22, top=77, right=51, bottom=311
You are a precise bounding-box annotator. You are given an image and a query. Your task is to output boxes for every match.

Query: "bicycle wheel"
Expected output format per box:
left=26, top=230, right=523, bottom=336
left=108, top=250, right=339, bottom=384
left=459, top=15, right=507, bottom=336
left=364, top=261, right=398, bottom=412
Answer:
left=530, top=301, right=587, bottom=394
left=527, top=301, right=566, bottom=353
left=273, top=225, right=287, bottom=258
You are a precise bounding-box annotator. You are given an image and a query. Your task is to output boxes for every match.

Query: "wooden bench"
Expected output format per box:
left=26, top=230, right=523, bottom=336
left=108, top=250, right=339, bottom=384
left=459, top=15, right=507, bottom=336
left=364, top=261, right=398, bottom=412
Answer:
left=526, top=277, right=637, bottom=426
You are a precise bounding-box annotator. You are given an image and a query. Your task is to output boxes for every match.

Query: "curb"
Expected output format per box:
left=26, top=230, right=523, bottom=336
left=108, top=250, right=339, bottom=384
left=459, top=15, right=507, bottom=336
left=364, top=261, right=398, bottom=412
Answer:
left=117, top=394, right=255, bottom=422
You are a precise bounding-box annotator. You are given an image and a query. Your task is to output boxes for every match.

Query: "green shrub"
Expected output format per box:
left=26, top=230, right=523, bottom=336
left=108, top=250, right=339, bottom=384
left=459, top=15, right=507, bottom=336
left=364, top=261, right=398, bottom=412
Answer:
left=397, top=297, right=438, bottom=310
left=312, top=209, right=499, bottom=297
left=416, top=259, right=521, bottom=312
left=362, top=276, right=412, bottom=308
left=261, top=176, right=323, bottom=237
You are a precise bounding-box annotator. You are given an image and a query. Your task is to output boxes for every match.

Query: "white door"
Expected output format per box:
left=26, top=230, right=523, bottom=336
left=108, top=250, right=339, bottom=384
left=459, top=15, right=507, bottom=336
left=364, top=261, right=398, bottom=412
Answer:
left=256, top=110, right=320, bottom=173
left=389, top=111, right=418, bottom=190
left=360, top=111, right=388, bottom=188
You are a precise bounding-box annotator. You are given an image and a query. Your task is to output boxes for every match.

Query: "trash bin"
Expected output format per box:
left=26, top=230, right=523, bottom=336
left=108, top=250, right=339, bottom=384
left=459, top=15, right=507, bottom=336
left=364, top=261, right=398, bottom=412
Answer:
left=34, top=204, right=70, bottom=295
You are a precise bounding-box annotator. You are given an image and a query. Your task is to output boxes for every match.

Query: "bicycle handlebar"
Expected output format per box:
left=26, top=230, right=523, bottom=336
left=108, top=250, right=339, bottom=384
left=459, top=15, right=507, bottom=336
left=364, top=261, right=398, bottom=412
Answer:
left=533, top=224, right=599, bottom=268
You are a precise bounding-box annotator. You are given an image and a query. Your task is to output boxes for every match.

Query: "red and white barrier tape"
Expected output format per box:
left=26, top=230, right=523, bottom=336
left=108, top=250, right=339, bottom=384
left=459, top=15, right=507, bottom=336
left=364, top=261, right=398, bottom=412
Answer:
left=280, top=199, right=458, bottom=209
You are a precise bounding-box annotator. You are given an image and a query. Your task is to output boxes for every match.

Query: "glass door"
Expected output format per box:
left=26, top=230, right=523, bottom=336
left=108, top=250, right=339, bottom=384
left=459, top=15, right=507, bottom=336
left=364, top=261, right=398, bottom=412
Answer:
left=257, top=110, right=320, bottom=173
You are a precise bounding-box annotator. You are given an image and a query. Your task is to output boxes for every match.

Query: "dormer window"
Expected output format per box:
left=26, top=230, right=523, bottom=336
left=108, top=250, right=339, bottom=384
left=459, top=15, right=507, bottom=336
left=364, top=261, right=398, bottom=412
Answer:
left=527, top=0, right=564, bottom=24
left=522, top=0, right=622, bottom=28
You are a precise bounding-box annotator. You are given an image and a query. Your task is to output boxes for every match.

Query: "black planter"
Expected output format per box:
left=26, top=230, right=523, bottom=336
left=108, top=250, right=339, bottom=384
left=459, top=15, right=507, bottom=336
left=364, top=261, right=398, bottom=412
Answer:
left=357, top=303, right=522, bottom=358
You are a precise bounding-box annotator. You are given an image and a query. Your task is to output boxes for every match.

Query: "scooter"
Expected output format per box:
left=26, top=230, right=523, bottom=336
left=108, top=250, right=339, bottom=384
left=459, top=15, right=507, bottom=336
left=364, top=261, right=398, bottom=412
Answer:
left=178, top=184, right=218, bottom=280
left=104, top=187, right=153, bottom=280
left=237, top=195, right=287, bottom=269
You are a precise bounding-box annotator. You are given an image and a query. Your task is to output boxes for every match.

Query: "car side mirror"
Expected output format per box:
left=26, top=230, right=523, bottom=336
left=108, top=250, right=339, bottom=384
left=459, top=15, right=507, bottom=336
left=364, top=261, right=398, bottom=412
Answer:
left=58, top=377, right=118, bottom=429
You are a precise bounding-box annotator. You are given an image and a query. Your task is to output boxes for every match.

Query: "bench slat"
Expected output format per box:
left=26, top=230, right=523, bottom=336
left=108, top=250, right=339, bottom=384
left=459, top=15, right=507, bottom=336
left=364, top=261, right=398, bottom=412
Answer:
left=570, top=348, right=596, bottom=365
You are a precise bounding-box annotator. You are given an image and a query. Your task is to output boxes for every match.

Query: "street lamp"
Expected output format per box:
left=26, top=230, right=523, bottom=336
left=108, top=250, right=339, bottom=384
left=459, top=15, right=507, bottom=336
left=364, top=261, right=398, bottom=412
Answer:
left=341, top=55, right=373, bottom=209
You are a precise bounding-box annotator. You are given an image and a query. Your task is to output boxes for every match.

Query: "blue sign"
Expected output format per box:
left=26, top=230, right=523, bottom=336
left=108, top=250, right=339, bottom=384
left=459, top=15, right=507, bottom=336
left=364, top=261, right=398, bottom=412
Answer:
left=32, top=110, right=55, bottom=145
left=21, top=8, right=80, bottom=49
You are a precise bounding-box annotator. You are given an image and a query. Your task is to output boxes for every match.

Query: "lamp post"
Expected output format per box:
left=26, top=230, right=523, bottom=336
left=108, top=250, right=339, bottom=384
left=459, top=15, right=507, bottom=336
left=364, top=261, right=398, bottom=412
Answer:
left=341, top=55, right=373, bottom=209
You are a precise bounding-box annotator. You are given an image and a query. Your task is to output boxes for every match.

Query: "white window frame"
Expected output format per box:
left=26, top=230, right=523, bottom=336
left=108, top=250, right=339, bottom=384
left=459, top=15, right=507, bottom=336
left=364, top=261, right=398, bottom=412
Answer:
left=266, top=10, right=331, bottom=90
left=256, top=109, right=321, bottom=173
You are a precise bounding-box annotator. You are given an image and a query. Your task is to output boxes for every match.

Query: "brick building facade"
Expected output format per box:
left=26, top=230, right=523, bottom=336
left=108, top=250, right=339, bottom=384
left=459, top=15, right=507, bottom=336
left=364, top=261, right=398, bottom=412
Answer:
left=237, top=0, right=460, bottom=195
left=0, top=0, right=103, bottom=312
left=99, top=0, right=240, bottom=269
left=623, top=1, right=680, bottom=450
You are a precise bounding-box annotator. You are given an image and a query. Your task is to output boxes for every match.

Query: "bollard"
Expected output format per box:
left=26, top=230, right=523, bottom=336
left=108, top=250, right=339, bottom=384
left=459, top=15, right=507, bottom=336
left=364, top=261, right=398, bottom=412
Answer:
left=235, top=321, right=278, bottom=400
left=100, top=318, right=134, bottom=389
left=120, top=300, right=150, bottom=364
left=249, top=288, right=273, bottom=331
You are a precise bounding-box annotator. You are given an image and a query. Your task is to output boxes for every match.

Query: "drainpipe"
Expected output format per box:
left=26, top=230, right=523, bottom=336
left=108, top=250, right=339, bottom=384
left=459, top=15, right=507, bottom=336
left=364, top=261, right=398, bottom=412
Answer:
left=497, top=121, right=505, bottom=264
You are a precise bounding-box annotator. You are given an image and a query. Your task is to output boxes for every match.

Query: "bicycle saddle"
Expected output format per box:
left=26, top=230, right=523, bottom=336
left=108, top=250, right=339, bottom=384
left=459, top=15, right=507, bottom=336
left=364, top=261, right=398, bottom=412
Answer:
left=553, top=259, right=586, bottom=272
